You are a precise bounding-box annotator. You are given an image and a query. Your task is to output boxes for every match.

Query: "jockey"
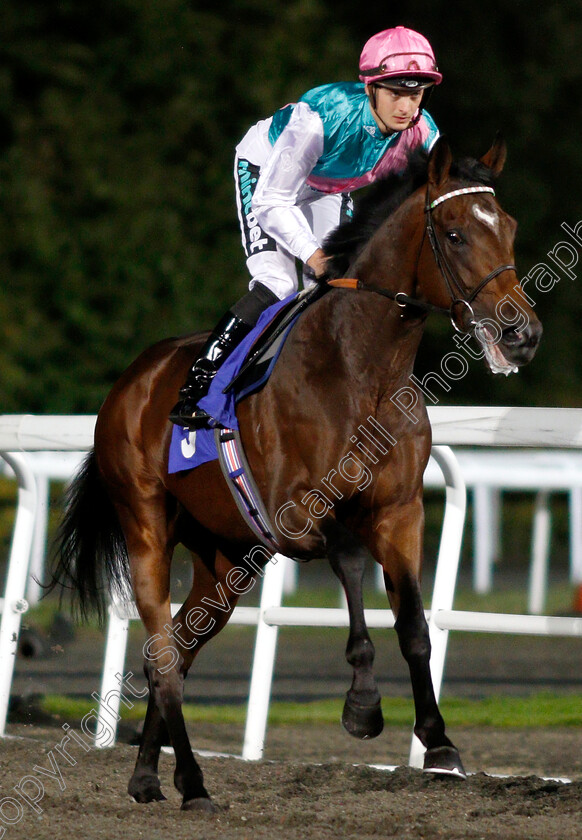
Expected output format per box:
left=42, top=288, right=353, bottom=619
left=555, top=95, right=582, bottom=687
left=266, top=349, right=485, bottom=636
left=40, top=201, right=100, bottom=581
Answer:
left=170, top=26, right=442, bottom=428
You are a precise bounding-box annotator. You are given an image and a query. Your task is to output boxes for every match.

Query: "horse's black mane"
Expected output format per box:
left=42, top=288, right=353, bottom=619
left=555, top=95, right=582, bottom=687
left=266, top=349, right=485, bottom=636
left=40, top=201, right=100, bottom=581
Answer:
left=323, top=147, right=496, bottom=279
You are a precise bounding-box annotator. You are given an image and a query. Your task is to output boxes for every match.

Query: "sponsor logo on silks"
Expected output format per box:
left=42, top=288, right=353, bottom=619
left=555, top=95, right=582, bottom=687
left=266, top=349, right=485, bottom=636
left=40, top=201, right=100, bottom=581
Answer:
left=237, top=159, right=277, bottom=257
left=363, top=124, right=377, bottom=138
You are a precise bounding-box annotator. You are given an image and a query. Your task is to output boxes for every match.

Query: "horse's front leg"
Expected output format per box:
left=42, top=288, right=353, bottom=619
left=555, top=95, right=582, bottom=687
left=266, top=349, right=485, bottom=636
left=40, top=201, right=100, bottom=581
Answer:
left=322, top=518, right=384, bottom=739
left=372, top=496, right=466, bottom=778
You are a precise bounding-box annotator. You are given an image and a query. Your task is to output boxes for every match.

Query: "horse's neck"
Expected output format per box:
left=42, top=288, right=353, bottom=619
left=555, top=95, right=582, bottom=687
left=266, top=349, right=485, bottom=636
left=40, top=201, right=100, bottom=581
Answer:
left=265, top=193, right=428, bottom=414
left=351, top=193, right=425, bottom=292
left=324, top=288, right=426, bottom=383
left=330, top=195, right=428, bottom=380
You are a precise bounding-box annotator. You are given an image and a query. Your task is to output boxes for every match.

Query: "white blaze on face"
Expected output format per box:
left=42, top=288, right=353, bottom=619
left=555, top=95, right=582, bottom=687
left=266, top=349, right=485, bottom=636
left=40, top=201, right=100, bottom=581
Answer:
left=472, top=202, right=499, bottom=233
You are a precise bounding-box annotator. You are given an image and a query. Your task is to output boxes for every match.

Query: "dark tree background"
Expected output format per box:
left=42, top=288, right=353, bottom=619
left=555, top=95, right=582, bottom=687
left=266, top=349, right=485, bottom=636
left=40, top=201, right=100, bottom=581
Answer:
left=1, top=0, right=581, bottom=412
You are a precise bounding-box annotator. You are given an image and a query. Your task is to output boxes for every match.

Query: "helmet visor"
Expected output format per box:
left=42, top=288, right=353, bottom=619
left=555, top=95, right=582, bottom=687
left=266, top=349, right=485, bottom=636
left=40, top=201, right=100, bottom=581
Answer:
left=374, top=77, right=434, bottom=92
left=361, top=51, right=439, bottom=78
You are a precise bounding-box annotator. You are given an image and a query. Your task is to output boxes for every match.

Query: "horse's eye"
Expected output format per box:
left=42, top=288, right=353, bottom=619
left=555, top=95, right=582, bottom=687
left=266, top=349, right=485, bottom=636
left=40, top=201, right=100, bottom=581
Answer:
left=446, top=230, right=464, bottom=246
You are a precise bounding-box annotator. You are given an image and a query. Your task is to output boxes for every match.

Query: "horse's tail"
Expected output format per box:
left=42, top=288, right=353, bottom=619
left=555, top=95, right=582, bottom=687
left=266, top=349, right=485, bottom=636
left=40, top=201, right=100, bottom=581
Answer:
left=50, top=450, right=131, bottom=624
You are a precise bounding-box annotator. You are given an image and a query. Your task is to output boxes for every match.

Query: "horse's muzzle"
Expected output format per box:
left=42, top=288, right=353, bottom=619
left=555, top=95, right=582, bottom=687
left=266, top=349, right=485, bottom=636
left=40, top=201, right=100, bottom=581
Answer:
left=474, top=317, right=542, bottom=375
left=500, top=319, right=543, bottom=366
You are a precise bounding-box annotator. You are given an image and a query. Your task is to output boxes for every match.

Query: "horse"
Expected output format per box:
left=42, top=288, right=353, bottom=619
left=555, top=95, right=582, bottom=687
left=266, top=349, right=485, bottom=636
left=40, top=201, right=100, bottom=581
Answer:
left=52, top=136, right=542, bottom=811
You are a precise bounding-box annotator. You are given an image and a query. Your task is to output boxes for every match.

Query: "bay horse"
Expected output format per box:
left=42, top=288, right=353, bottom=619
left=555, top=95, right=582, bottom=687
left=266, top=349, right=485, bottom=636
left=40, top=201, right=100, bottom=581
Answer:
left=53, top=136, right=541, bottom=810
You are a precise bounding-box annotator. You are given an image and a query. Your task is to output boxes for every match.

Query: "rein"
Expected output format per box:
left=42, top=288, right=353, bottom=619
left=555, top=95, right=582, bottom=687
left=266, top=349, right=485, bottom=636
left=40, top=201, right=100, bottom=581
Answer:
left=329, top=184, right=517, bottom=332
left=327, top=277, right=449, bottom=316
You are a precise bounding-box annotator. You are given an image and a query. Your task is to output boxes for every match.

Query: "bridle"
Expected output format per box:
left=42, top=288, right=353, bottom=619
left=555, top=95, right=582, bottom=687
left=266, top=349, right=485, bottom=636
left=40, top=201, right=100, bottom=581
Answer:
left=329, top=183, right=517, bottom=333
left=422, top=184, right=516, bottom=331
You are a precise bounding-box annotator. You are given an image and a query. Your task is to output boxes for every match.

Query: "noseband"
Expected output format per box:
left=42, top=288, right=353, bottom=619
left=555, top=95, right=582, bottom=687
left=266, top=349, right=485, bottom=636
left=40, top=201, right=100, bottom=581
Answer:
left=330, top=183, right=518, bottom=333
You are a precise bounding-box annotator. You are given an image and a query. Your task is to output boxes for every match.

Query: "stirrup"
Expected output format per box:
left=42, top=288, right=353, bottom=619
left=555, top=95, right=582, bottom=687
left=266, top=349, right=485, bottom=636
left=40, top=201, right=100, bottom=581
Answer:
left=169, top=397, right=212, bottom=430
left=169, top=364, right=215, bottom=429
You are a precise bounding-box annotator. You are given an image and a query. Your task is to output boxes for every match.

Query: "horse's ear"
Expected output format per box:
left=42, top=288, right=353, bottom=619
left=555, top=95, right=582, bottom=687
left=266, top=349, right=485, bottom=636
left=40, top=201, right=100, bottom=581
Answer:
left=428, top=136, right=452, bottom=188
left=480, top=133, right=507, bottom=177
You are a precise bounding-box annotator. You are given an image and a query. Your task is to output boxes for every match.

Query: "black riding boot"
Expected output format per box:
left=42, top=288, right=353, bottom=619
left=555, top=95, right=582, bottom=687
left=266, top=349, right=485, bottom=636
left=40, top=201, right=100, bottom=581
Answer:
left=169, top=283, right=278, bottom=429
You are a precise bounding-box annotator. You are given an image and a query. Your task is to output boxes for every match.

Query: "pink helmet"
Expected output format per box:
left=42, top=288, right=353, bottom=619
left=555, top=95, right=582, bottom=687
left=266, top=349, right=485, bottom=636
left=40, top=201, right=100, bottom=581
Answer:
left=359, top=26, right=442, bottom=89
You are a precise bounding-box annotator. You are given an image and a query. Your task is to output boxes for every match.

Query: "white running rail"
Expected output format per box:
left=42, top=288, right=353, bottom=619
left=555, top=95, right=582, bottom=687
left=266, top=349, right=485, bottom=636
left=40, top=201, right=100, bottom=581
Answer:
left=2, top=409, right=582, bottom=766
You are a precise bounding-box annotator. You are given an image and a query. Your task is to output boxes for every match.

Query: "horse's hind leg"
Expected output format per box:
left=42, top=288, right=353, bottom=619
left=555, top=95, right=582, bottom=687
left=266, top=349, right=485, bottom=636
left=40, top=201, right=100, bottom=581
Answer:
left=164, top=550, right=243, bottom=807
left=115, top=498, right=214, bottom=811
left=128, top=695, right=169, bottom=802
left=129, top=543, right=246, bottom=809
left=322, top=519, right=384, bottom=739
left=132, top=594, right=213, bottom=809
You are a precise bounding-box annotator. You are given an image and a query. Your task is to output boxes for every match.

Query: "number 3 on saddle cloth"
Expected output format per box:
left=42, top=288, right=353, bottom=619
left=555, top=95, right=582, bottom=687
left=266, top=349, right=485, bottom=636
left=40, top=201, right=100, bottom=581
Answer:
left=168, top=284, right=328, bottom=551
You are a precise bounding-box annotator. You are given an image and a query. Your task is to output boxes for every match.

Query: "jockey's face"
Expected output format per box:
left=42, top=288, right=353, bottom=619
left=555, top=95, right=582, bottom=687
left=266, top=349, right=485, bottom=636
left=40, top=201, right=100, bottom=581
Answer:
left=366, top=85, right=424, bottom=133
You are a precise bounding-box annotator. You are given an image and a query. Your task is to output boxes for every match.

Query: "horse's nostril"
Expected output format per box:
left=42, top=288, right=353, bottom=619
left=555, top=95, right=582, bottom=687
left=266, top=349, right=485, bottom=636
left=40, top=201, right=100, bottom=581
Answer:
left=502, top=328, right=523, bottom=345
left=503, top=321, right=543, bottom=350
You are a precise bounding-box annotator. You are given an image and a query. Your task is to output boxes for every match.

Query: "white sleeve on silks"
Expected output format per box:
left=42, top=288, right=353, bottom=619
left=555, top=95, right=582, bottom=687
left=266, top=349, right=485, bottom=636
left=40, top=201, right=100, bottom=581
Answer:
left=251, top=101, right=325, bottom=264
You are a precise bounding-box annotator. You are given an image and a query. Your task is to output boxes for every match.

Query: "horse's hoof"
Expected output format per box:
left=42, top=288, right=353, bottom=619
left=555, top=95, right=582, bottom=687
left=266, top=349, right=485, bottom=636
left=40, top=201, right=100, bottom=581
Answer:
left=423, top=746, right=467, bottom=779
left=341, top=695, right=384, bottom=739
left=130, top=788, right=167, bottom=803
left=128, top=775, right=167, bottom=803
left=181, top=796, right=218, bottom=813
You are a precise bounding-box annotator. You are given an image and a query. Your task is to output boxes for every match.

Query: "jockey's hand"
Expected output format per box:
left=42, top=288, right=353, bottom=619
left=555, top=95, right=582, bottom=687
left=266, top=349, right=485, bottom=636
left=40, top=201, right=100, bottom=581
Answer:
left=306, top=248, right=329, bottom=279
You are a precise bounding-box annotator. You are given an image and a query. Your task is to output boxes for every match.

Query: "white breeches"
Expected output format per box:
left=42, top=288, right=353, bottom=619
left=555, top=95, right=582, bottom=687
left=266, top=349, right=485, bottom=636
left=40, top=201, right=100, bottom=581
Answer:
left=234, top=152, right=352, bottom=300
